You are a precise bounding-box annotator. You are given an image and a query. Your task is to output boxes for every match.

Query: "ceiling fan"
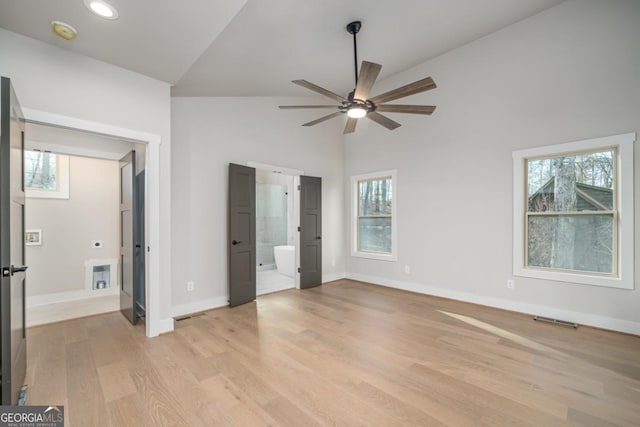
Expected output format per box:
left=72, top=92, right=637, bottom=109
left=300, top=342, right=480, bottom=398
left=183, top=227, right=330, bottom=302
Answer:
left=279, top=21, right=437, bottom=134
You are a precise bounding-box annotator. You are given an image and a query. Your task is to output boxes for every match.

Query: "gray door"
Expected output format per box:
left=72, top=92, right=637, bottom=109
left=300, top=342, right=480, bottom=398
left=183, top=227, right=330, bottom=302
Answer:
left=299, top=175, right=322, bottom=289
left=119, top=151, right=139, bottom=324
left=228, top=163, right=256, bottom=307
left=0, top=77, right=27, bottom=404
left=134, top=170, right=145, bottom=318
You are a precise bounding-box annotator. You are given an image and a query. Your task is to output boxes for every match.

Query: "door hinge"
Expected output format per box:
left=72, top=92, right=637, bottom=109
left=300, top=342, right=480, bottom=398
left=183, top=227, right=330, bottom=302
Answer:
left=297, top=185, right=301, bottom=191
left=297, top=267, right=301, bottom=273
left=297, top=226, right=301, bottom=232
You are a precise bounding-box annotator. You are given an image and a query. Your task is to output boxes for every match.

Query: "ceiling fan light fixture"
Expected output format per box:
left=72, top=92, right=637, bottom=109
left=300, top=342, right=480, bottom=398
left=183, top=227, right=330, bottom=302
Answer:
left=84, top=0, right=119, bottom=19
left=347, top=106, right=367, bottom=119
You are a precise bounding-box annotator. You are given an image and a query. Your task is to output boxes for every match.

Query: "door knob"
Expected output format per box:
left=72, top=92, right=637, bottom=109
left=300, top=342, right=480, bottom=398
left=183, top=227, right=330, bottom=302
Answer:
left=232, top=240, right=242, bottom=245
left=10, top=265, right=28, bottom=275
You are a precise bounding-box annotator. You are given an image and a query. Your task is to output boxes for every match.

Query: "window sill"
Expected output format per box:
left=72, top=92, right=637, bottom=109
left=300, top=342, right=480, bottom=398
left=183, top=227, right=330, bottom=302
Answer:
left=351, top=251, right=397, bottom=262
left=514, top=266, right=633, bottom=290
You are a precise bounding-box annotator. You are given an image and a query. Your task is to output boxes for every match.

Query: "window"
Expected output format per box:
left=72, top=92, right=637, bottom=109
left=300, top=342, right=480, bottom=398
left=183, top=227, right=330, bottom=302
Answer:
left=24, top=150, right=69, bottom=199
left=351, top=170, right=397, bottom=261
left=513, top=133, right=634, bottom=289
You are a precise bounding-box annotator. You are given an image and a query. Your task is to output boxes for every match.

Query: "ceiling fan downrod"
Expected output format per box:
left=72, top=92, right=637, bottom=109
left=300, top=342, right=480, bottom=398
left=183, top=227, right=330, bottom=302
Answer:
left=346, top=21, right=362, bottom=88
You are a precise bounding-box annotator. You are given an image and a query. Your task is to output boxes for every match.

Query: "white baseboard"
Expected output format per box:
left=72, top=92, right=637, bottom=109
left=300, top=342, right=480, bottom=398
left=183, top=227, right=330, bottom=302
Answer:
left=27, top=293, right=119, bottom=327
left=346, top=273, right=640, bottom=336
left=323, top=272, right=346, bottom=283
left=27, top=287, right=119, bottom=307
left=170, top=296, right=229, bottom=319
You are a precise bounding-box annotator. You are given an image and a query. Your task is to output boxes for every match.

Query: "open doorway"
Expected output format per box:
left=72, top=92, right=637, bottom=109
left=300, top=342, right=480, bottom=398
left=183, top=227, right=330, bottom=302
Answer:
left=229, top=162, right=322, bottom=306
left=248, top=161, right=304, bottom=296
left=255, top=169, right=297, bottom=295
left=21, top=108, right=166, bottom=337
left=23, top=123, right=147, bottom=329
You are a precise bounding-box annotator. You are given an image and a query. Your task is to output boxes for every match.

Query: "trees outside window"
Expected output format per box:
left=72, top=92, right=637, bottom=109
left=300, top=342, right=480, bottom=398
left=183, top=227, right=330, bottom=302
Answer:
left=25, top=150, right=58, bottom=190
left=351, top=170, right=397, bottom=261
left=526, top=150, right=615, bottom=274
left=24, top=150, right=70, bottom=199
left=513, top=133, right=634, bottom=289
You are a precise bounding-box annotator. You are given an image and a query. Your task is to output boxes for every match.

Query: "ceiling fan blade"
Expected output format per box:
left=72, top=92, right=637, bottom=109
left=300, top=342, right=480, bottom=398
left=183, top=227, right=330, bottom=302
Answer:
left=279, top=105, right=340, bottom=109
left=369, top=77, right=436, bottom=104
left=376, top=105, right=436, bottom=115
left=302, top=111, right=344, bottom=127
left=366, top=112, right=401, bottom=130
left=292, top=80, right=347, bottom=103
left=354, top=61, right=382, bottom=101
left=344, top=118, right=358, bottom=134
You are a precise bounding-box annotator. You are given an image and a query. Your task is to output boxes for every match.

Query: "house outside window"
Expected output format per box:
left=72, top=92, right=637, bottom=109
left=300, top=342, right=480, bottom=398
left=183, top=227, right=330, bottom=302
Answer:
left=351, top=170, right=397, bottom=261
left=513, top=133, right=634, bottom=289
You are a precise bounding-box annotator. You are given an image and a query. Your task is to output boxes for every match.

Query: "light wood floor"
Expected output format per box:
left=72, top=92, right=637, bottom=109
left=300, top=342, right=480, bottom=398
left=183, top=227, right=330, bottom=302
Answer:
left=26, top=280, right=640, bottom=426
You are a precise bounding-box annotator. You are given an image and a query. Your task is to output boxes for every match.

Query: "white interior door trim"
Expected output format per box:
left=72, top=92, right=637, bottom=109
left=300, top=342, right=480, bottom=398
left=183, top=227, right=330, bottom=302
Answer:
left=22, top=107, right=171, bottom=337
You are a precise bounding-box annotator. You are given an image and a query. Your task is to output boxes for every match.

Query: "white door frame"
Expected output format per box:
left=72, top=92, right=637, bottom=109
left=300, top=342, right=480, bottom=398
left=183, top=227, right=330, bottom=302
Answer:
left=22, top=108, right=170, bottom=337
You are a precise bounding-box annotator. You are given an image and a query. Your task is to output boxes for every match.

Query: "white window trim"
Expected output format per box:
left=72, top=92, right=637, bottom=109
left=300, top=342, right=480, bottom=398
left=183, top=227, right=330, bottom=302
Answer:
left=25, top=153, right=70, bottom=199
left=512, top=132, right=635, bottom=289
left=351, top=169, right=398, bottom=262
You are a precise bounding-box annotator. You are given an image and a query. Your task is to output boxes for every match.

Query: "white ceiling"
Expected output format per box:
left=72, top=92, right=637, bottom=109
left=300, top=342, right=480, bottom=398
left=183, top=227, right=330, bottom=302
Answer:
left=0, top=0, right=565, bottom=97
left=0, top=0, right=247, bottom=83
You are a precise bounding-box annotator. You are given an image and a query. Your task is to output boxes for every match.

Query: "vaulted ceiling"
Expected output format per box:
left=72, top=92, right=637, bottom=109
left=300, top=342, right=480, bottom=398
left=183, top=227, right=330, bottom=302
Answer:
left=0, top=0, right=565, bottom=97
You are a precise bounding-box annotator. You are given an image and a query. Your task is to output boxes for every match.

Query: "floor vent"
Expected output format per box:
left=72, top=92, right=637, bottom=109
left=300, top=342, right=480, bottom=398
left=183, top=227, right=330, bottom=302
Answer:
left=175, top=312, right=206, bottom=322
left=534, top=315, right=578, bottom=329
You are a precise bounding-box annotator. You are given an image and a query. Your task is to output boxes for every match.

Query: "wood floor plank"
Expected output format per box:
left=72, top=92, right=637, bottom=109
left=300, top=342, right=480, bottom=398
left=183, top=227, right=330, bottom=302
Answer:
left=199, top=374, right=281, bottom=426
left=107, top=393, right=156, bottom=427
left=65, top=340, right=110, bottom=427
left=25, top=280, right=640, bottom=427
left=97, top=361, right=137, bottom=403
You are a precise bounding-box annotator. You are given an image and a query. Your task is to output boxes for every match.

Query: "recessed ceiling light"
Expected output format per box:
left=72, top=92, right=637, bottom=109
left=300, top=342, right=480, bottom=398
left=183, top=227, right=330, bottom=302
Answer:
left=83, top=0, right=119, bottom=20
left=51, top=21, right=77, bottom=41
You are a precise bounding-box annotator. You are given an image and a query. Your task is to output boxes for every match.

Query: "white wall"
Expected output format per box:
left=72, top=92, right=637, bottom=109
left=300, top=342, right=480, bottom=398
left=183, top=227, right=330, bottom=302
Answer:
left=171, top=97, right=345, bottom=315
left=26, top=156, right=119, bottom=297
left=0, top=28, right=173, bottom=326
left=344, top=0, right=640, bottom=333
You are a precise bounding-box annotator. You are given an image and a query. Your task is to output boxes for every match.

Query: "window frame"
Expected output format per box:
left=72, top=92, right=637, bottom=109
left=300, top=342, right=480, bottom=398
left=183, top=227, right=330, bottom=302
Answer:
left=512, top=133, right=634, bottom=289
left=24, top=150, right=70, bottom=199
left=350, top=169, right=398, bottom=261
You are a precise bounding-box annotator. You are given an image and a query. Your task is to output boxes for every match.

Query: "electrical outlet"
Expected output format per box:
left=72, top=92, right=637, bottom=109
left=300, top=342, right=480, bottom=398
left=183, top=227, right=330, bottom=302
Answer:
left=404, top=265, right=411, bottom=274
left=506, top=279, right=514, bottom=289
left=187, top=281, right=195, bottom=292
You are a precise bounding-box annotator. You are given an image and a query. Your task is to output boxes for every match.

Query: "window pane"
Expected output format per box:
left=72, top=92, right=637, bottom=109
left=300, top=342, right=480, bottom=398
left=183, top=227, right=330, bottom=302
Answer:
left=527, top=214, right=614, bottom=273
left=359, top=178, right=392, bottom=216
left=527, top=150, right=614, bottom=212
left=358, top=217, right=391, bottom=253
left=24, top=151, right=57, bottom=190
